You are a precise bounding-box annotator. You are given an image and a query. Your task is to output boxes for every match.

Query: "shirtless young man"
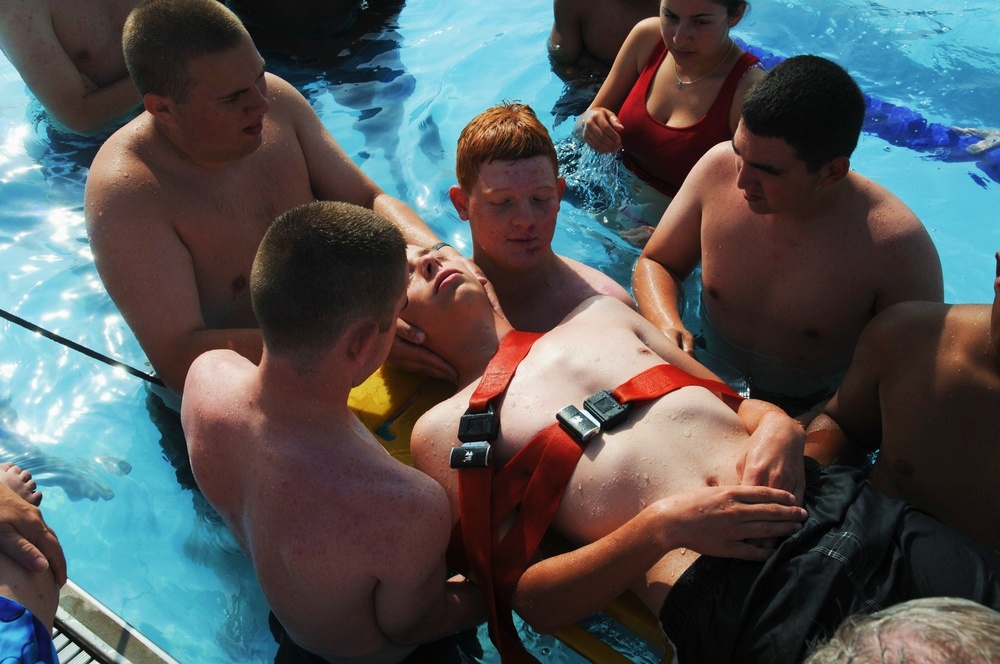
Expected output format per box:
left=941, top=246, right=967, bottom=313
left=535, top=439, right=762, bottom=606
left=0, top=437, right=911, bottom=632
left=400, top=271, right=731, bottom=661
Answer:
left=403, top=247, right=1000, bottom=662
left=0, top=0, right=143, bottom=135
left=181, top=202, right=484, bottom=664
left=806, top=252, right=1000, bottom=551
left=548, top=0, right=658, bottom=77
left=449, top=102, right=634, bottom=332
left=633, top=55, right=943, bottom=418
left=84, top=0, right=445, bottom=397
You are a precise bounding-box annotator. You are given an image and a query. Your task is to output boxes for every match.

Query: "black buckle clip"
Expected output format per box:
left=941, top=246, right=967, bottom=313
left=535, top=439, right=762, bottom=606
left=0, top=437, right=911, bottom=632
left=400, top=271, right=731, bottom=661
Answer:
left=556, top=405, right=602, bottom=444
left=458, top=403, right=500, bottom=443
left=449, top=442, right=493, bottom=469
left=584, top=390, right=631, bottom=431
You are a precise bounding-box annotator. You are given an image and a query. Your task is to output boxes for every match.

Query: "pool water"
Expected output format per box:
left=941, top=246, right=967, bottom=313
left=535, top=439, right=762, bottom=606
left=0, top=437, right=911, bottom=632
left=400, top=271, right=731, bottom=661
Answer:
left=1, top=0, right=998, bottom=662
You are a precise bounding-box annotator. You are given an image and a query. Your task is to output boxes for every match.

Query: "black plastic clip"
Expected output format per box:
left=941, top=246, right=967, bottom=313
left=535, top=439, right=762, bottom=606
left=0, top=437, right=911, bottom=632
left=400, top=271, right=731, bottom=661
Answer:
left=449, top=442, right=493, bottom=469
left=584, top=390, right=632, bottom=431
left=458, top=403, right=500, bottom=442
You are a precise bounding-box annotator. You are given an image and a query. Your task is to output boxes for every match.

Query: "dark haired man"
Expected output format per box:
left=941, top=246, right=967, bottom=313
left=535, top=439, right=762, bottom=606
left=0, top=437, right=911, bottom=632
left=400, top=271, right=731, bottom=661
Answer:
left=633, top=55, right=943, bottom=419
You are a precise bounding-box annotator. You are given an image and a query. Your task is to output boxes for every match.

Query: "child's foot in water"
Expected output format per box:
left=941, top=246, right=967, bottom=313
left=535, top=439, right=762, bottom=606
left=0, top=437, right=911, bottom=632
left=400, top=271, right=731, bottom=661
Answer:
left=0, top=462, right=41, bottom=506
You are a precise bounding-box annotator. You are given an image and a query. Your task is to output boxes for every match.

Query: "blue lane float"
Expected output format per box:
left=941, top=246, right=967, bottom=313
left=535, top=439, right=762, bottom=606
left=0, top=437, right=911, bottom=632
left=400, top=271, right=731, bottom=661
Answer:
left=737, top=39, right=1000, bottom=185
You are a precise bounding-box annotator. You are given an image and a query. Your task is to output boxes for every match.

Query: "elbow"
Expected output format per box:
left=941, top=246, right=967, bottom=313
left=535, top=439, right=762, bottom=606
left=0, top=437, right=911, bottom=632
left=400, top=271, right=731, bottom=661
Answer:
left=512, top=600, right=560, bottom=636
left=46, top=108, right=110, bottom=137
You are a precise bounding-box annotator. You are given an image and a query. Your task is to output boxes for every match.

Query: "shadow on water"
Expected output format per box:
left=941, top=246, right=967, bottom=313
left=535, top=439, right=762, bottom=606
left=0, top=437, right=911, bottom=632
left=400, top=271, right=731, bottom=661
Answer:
left=230, top=0, right=416, bottom=198
left=0, top=397, right=126, bottom=502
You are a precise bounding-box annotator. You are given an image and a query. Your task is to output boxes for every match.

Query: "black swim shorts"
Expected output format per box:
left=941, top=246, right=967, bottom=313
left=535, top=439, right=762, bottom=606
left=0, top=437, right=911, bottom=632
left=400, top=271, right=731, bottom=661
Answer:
left=659, top=460, right=1000, bottom=662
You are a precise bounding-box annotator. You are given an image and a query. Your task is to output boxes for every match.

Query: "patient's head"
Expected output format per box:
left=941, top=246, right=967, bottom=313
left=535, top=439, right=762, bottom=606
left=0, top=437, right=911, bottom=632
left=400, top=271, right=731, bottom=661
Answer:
left=400, top=246, right=497, bottom=358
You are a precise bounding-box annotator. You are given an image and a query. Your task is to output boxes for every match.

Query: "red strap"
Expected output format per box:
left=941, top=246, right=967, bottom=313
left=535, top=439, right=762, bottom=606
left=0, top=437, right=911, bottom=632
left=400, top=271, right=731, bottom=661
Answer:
left=613, top=363, right=740, bottom=405
left=457, top=346, right=741, bottom=662
left=468, top=331, right=542, bottom=412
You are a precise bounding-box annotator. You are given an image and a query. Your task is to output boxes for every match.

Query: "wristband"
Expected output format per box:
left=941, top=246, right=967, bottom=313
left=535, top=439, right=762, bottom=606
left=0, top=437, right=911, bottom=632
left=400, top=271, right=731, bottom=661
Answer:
left=431, top=241, right=451, bottom=252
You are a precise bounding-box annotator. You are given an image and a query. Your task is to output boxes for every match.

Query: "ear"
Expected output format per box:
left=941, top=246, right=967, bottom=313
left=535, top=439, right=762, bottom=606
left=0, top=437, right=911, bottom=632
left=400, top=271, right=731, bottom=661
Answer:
left=449, top=185, right=471, bottom=221
left=556, top=177, right=567, bottom=203
left=729, top=2, right=747, bottom=26
left=143, top=92, right=177, bottom=127
left=343, top=319, right=385, bottom=368
left=819, top=156, right=851, bottom=187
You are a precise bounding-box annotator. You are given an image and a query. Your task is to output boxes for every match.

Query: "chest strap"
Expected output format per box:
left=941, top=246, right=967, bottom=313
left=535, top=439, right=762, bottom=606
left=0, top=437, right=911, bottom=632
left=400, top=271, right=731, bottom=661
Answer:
left=452, top=333, right=740, bottom=663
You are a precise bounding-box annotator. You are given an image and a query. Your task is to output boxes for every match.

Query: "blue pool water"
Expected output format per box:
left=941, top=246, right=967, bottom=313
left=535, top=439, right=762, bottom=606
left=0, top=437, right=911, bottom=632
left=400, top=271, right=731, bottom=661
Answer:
left=1, top=0, right=998, bottom=662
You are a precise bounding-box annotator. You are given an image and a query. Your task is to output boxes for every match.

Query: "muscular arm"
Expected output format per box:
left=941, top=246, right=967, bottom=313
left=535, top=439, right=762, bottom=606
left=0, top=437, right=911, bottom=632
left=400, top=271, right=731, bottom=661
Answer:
left=374, top=480, right=485, bottom=645
left=805, top=307, right=898, bottom=466
left=285, top=77, right=439, bottom=247
left=871, top=192, right=944, bottom=312
left=0, top=1, right=139, bottom=135
left=632, top=159, right=707, bottom=354
left=513, top=485, right=805, bottom=634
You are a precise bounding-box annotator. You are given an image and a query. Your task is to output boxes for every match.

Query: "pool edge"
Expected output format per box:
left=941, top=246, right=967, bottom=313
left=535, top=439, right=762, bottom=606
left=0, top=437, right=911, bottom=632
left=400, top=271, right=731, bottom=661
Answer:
left=56, top=580, right=180, bottom=664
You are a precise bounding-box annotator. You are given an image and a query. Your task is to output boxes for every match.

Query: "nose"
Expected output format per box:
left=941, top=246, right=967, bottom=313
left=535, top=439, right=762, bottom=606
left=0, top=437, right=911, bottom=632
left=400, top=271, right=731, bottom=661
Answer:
left=511, top=200, right=536, bottom=229
left=734, top=156, right=752, bottom=190
left=248, top=80, right=270, bottom=116
left=418, top=250, right=442, bottom=280
left=673, top=21, right=690, bottom=45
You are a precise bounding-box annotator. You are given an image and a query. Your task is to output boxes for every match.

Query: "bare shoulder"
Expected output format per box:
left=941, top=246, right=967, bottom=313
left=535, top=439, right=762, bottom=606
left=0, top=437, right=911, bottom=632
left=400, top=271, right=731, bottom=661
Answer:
left=859, top=300, right=948, bottom=360
left=618, top=16, right=663, bottom=66
left=182, top=351, right=251, bottom=418
left=850, top=172, right=924, bottom=235
left=559, top=255, right=634, bottom=307
left=85, top=117, right=159, bottom=206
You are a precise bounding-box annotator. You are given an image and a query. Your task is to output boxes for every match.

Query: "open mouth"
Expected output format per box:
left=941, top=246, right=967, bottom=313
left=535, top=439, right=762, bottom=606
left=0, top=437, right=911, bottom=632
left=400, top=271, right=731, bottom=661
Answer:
left=434, top=268, right=462, bottom=293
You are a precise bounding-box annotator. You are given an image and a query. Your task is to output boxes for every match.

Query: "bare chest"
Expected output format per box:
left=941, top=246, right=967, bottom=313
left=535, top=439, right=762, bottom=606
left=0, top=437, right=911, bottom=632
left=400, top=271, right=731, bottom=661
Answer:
left=50, top=0, right=137, bottom=85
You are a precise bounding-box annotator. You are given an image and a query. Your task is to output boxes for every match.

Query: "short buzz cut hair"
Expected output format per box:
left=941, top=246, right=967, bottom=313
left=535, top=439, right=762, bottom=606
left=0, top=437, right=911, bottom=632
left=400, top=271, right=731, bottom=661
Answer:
left=251, top=201, right=407, bottom=372
left=123, top=0, right=249, bottom=101
left=741, top=55, right=866, bottom=172
left=455, top=101, right=559, bottom=191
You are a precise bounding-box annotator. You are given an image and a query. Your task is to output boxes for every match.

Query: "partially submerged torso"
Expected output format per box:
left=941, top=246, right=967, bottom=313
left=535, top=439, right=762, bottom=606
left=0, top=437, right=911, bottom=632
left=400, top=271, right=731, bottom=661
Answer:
left=184, top=353, right=443, bottom=663
left=697, top=147, right=908, bottom=372
left=49, top=0, right=138, bottom=87
left=89, top=75, right=316, bottom=329
left=868, top=302, right=1000, bottom=550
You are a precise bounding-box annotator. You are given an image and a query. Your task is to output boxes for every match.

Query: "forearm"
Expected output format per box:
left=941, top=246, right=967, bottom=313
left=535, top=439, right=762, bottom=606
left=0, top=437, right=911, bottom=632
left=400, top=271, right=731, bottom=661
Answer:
left=632, top=256, right=686, bottom=333
left=156, top=328, right=264, bottom=395
left=736, top=401, right=806, bottom=502
left=804, top=414, right=872, bottom=468
left=513, top=507, right=671, bottom=634
left=372, top=193, right=439, bottom=247
left=391, top=577, right=486, bottom=646
left=67, top=77, right=141, bottom=135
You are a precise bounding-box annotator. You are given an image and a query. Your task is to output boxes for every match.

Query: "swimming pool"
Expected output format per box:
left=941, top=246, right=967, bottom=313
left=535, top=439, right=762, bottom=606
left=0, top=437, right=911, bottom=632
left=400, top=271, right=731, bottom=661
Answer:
left=1, top=0, right=998, bottom=662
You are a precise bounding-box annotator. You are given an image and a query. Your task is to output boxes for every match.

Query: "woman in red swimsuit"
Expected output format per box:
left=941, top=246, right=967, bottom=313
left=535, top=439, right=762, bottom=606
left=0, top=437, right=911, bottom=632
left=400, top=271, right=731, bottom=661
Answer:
left=577, top=0, right=763, bottom=242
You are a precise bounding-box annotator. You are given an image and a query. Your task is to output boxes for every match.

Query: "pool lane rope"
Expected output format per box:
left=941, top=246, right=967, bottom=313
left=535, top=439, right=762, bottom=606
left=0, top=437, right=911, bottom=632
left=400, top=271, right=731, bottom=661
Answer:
left=0, top=307, right=164, bottom=387
left=736, top=39, right=1000, bottom=186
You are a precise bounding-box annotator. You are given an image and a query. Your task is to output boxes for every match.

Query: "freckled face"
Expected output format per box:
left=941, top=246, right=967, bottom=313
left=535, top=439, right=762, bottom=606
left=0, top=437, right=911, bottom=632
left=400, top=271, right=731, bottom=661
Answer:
left=459, top=156, right=565, bottom=272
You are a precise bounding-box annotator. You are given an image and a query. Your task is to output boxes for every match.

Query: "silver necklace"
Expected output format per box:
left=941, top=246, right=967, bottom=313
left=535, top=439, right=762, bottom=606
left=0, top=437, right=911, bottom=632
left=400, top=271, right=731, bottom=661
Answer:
left=673, top=39, right=736, bottom=89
